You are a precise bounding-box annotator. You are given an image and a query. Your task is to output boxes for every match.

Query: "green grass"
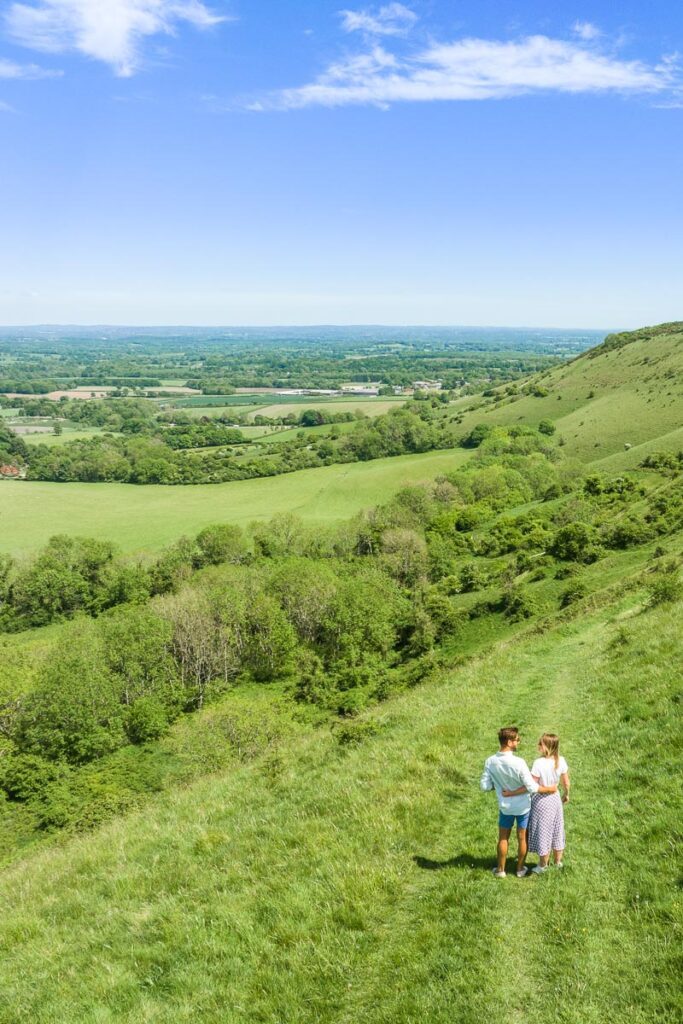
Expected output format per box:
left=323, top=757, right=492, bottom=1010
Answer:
left=20, top=426, right=115, bottom=446
left=247, top=398, right=404, bottom=420
left=0, top=448, right=471, bottom=557
left=0, top=592, right=679, bottom=1023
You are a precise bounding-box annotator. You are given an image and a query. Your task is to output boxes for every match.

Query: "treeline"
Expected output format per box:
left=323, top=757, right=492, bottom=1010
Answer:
left=23, top=407, right=455, bottom=484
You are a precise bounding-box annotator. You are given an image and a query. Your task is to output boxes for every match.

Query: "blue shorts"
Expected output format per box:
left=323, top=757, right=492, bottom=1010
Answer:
left=499, top=811, right=530, bottom=830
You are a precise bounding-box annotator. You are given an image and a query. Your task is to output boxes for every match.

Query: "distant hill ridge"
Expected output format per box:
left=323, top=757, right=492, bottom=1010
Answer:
left=588, top=320, right=683, bottom=358
left=454, top=319, right=683, bottom=467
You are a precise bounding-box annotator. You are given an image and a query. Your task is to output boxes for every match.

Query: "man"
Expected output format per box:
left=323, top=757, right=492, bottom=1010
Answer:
left=480, top=726, right=557, bottom=878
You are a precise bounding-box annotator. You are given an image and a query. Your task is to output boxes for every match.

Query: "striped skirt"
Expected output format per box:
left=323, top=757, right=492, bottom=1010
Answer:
left=528, top=791, right=565, bottom=856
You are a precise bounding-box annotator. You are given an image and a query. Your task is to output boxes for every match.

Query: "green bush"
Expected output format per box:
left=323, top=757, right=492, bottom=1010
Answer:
left=648, top=572, right=682, bottom=606
left=125, top=698, right=170, bottom=744
left=560, top=579, right=587, bottom=608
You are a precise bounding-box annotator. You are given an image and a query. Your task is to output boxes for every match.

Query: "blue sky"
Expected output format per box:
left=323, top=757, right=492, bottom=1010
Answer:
left=1, top=0, right=682, bottom=327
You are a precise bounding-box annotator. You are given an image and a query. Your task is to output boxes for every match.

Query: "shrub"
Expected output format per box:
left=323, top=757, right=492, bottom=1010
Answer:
left=499, top=586, right=538, bottom=621
left=550, top=522, right=603, bottom=563
left=0, top=754, right=70, bottom=802
left=125, top=697, right=170, bottom=744
left=560, top=579, right=587, bottom=608
left=648, top=572, right=682, bottom=606
left=335, top=719, right=380, bottom=746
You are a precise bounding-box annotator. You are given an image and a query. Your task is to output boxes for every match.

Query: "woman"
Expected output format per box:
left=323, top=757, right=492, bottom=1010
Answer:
left=504, top=732, right=570, bottom=873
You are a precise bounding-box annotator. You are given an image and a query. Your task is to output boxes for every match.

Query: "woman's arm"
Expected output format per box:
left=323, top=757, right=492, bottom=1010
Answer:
left=560, top=771, right=570, bottom=803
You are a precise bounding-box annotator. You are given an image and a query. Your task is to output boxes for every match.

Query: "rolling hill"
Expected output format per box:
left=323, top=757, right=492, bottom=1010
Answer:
left=454, top=321, right=683, bottom=464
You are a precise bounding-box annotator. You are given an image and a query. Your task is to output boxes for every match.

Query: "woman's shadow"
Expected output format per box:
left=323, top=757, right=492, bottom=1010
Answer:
left=413, top=853, right=493, bottom=871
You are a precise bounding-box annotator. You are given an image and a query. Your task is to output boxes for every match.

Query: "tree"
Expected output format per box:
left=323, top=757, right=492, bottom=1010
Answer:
left=15, top=627, right=125, bottom=764
left=195, top=524, right=249, bottom=566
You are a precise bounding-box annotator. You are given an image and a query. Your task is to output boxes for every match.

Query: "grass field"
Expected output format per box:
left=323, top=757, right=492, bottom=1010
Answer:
left=246, top=398, right=404, bottom=420
left=0, top=590, right=679, bottom=1023
left=20, top=426, right=113, bottom=446
left=0, top=448, right=470, bottom=557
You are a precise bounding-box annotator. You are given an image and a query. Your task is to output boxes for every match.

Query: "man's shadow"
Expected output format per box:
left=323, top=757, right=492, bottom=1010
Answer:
left=413, top=853, right=493, bottom=871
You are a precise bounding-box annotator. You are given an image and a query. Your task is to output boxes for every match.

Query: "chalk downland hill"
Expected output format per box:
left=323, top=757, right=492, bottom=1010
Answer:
left=454, top=320, right=683, bottom=466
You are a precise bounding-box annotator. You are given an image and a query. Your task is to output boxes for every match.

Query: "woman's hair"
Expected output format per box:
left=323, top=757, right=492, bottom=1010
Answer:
left=539, top=733, right=560, bottom=767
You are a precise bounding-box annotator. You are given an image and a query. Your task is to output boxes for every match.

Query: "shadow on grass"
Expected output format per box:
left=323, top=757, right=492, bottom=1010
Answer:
left=413, top=853, right=493, bottom=871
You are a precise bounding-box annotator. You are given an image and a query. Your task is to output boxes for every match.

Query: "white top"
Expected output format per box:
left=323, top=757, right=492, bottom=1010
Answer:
left=531, top=755, right=569, bottom=787
left=480, top=751, right=540, bottom=815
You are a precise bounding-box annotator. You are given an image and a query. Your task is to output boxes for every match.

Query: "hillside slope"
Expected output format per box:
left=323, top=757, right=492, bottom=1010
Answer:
left=456, top=321, right=683, bottom=464
left=1, top=588, right=680, bottom=1024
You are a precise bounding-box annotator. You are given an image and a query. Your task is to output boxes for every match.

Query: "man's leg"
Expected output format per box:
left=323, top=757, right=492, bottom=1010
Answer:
left=497, top=827, right=512, bottom=872
left=516, top=826, right=528, bottom=873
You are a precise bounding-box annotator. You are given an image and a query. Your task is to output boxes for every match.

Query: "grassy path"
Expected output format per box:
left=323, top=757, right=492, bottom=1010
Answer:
left=0, top=597, right=680, bottom=1022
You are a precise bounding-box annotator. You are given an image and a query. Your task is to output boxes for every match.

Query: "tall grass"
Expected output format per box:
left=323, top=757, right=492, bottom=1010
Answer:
left=0, top=594, right=679, bottom=1023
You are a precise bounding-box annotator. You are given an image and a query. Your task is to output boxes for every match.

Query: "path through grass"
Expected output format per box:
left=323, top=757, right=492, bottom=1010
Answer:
left=0, top=594, right=679, bottom=1022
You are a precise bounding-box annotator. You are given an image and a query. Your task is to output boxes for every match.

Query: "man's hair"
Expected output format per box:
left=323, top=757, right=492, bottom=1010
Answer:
left=498, top=726, right=519, bottom=746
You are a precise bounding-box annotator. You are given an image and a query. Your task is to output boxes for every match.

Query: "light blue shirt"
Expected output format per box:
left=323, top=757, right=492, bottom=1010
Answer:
left=480, top=750, right=540, bottom=816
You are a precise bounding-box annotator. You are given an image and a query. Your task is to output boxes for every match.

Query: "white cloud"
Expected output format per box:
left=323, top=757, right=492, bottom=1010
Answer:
left=267, top=33, right=679, bottom=109
left=0, top=56, right=61, bottom=77
left=340, top=3, right=417, bottom=37
left=572, top=21, right=601, bottom=41
left=5, top=0, right=227, bottom=77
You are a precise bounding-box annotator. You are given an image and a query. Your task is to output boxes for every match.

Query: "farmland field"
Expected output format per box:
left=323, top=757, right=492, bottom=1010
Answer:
left=0, top=447, right=471, bottom=557
left=21, top=426, right=114, bottom=446
left=246, top=398, right=405, bottom=420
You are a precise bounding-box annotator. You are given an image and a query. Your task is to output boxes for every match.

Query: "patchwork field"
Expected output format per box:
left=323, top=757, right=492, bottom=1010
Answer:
left=0, top=447, right=471, bottom=557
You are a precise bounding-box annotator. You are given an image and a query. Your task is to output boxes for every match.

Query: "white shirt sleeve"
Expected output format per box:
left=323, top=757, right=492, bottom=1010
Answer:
left=518, top=760, right=540, bottom=793
left=480, top=760, right=494, bottom=792
left=559, top=756, right=569, bottom=775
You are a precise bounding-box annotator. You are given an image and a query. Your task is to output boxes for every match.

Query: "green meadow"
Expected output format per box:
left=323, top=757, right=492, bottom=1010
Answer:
left=0, top=448, right=471, bottom=558
left=0, top=590, right=679, bottom=1023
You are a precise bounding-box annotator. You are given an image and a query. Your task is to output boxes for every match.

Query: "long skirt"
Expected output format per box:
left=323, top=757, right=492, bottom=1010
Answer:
left=528, top=791, right=565, bottom=856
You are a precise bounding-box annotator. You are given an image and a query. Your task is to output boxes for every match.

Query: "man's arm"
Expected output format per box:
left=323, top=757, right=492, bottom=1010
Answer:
left=480, top=761, right=494, bottom=792
left=517, top=762, right=557, bottom=795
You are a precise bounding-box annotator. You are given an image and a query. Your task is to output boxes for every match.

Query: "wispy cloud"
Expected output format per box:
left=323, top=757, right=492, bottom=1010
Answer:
left=263, top=32, right=679, bottom=110
left=5, top=0, right=227, bottom=77
left=0, top=56, right=61, bottom=78
left=572, top=21, right=601, bottom=42
left=339, top=3, right=417, bottom=37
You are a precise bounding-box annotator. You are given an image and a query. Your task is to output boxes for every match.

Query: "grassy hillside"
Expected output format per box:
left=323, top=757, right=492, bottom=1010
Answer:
left=455, top=321, right=683, bottom=462
left=0, top=447, right=470, bottom=558
left=0, top=589, right=679, bottom=1023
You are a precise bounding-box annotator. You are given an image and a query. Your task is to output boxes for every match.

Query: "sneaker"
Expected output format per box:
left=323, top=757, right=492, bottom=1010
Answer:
left=516, top=867, right=529, bottom=878
left=492, top=868, right=506, bottom=878
left=554, top=861, right=564, bottom=869
left=531, top=865, right=548, bottom=875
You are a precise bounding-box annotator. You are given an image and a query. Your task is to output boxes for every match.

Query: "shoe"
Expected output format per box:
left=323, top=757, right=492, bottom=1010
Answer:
left=516, top=867, right=529, bottom=878
left=531, top=865, right=548, bottom=875
left=554, top=861, right=564, bottom=869
left=492, top=868, right=506, bottom=878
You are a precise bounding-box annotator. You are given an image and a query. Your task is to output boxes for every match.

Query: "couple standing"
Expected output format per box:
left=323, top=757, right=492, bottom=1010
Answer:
left=480, top=726, right=570, bottom=878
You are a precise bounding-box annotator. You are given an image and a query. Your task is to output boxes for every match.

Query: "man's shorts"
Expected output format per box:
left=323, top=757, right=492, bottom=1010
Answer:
left=499, top=811, right=530, bottom=830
